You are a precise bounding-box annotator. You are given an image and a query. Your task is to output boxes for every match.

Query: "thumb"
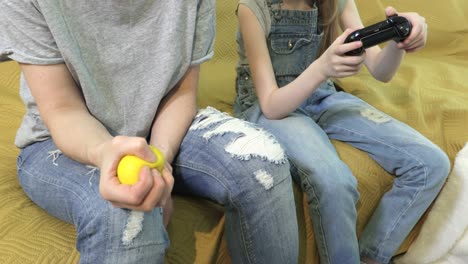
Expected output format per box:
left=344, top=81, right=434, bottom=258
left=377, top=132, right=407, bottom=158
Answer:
left=130, top=166, right=153, bottom=198
left=385, top=6, right=398, bottom=17
left=336, top=28, right=354, bottom=44
left=136, top=146, right=157, bottom=163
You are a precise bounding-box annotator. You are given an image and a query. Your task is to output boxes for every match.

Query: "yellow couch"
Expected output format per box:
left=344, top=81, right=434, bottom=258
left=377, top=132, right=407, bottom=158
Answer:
left=1, top=0, right=467, bottom=263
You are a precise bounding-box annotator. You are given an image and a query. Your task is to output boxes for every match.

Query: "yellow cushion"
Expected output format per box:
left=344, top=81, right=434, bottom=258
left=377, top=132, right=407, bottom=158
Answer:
left=1, top=0, right=467, bottom=263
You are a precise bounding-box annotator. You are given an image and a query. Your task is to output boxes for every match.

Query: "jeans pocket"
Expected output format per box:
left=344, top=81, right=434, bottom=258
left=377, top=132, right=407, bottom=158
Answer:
left=268, top=32, right=322, bottom=77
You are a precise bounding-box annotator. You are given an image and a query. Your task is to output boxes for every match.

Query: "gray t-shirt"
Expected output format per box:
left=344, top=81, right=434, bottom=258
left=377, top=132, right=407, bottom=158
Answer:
left=0, top=0, right=215, bottom=148
left=236, top=0, right=348, bottom=66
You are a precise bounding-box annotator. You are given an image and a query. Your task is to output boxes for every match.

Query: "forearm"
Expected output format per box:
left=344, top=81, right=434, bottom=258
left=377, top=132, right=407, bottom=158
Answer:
left=149, top=66, right=199, bottom=163
left=260, top=62, right=327, bottom=119
left=45, top=108, right=113, bottom=167
left=21, top=63, right=113, bottom=167
left=365, top=43, right=405, bottom=82
left=150, top=93, right=197, bottom=164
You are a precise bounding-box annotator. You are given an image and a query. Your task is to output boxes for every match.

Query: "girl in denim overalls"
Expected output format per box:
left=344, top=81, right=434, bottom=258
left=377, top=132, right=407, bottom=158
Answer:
left=234, top=0, right=450, bottom=263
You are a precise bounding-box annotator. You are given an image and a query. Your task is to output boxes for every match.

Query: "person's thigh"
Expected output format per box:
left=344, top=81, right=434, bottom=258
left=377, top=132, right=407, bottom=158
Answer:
left=17, top=139, right=168, bottom=264
left=255, top=110, right=358, bottom=198
left=173, top=107, right=299, bottom=264
left=255, top=111, right=361, bottom=264
left=173, top=107, right=293, bottom=202
left=314, top=92, right=448, bottom=179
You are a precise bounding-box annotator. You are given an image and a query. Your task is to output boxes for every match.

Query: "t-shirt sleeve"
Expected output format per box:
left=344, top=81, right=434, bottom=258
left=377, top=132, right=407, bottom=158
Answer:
left=238, top=0, right=271, bottom=37
left=338, top=0, right=349, bottom=14
left=191, top=0, right=216, bottom=65
left=0, top=0, right=63, bottom=64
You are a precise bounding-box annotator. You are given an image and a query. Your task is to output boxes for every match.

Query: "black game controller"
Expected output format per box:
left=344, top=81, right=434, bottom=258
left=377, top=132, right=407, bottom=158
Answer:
left=344, top=15, right=412, bottom=56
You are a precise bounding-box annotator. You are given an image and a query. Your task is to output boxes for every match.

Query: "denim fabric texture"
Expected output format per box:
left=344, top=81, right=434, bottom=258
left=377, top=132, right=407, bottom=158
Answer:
left=17, top=107, right=299, bottom=264
left=233, top=0, right=450, bottom=263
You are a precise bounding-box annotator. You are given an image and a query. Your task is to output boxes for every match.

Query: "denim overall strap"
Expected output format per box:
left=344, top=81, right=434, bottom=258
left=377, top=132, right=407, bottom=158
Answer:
left=266, top=2, right=335, bottom=101
left=233, top=0, right=336, bottom=118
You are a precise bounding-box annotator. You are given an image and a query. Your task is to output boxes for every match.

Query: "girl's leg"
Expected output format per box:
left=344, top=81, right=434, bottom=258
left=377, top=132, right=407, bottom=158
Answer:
left=17, top=139, right=169, bottom=264
left=253, top=108, right=361, bottom=264
left=173, top=107, right=299, bottom=264
left=314, top=92, right=450, bottom=263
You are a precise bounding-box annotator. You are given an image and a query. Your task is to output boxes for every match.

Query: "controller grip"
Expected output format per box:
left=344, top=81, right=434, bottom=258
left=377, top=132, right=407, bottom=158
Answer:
left=344, top=15, right=412, bottom=56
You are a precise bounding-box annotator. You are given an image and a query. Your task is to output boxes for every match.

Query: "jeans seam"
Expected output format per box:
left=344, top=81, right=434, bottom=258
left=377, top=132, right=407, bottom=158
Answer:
left=323, top=123, right=428, bottom=260
left=103, top=202, right=111, bottom=264
left=19, top=167, right=88, bottom=205
left=173, top=162, right=257, bottom=264
left=290, top=160, right=331, bottom=264
left=19, top=166, right=98, bottom=264
left=231, top=199, right=256, bottom=264
left=173, top=162, right=232, bottom=199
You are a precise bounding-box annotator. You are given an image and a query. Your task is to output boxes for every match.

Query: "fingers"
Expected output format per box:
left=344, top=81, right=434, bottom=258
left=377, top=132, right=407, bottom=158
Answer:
left=134, top=168, right=166, bottom=211
left=385, top=6, right=398, bottom=17
left=162, top=196, right=174, bottom=227
left=340, top=54, right=365, bottom=67
left=332, top=65, right=364, bottom=77
left=339, top=42, right=363, bottom=56
left=335, top=39, right=366, bottom=68
left=111, top=168, right=167, bottom=211
left=99, top=136, right=158, bottom=204
left=319, top=28, right=366, bottom=79
left=325, top=60, right=364, bottom=78
left=337, top=52, right=366, bottom=77
left=102, top=165, right=153, bottom=206
left=399, top=21, right=427, bottom=52
left=112, top=136, right=156, bottom=163
left=157, top=165, right=175, bottom=208
left=334, top=28, right=364, bottom=55
left=98, top=136, right=175, bottom=214
left=383, top=7, right=427, bottom=53
left=109, top=164, right=174, bottom=212
left=158, top=155, right=175, bottom=225
left=336, top=29, right=351, bottom=43
left=335, top=28, right=354, bottom=44
left=393, top=10, right=427, bottom=52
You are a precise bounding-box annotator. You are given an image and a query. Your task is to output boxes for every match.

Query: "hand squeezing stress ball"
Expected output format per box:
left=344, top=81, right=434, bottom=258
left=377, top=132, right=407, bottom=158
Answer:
left=117, top=145, right=165, bottom=185
left=116, top=145, right=167, bottom=246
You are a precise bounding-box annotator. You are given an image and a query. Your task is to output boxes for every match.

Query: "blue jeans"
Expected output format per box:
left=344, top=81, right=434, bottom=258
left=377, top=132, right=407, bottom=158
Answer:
left=236, top=91, right=450, bottom=264
left=17, top=107, right=299, bottom=264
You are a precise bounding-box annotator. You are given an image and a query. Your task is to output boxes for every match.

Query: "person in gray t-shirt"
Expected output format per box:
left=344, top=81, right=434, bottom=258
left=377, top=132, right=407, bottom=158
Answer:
left=1, top=0, right=300, bottom=263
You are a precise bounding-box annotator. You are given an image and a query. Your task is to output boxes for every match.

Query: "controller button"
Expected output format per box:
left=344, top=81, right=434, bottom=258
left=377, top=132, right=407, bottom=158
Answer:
left=399, top=26, right=410, bottom=35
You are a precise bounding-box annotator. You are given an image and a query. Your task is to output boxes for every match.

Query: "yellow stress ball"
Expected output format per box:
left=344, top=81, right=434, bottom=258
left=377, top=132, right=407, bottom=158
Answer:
left=117, top=145, right=165, bottom=185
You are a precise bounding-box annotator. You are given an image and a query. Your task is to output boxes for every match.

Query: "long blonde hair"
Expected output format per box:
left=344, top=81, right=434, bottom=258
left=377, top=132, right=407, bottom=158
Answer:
left=315, top=0, right=340, bottom=56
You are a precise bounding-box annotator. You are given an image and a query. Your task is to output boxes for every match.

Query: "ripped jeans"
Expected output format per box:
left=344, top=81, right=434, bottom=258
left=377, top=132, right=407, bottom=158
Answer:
left=17, top=107, right=299, bottom=264
left=235, top=90, right=450, bottom=264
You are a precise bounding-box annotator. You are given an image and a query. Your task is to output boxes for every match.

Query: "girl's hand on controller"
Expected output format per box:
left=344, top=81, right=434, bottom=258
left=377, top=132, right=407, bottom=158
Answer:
left=385, top=6, right=428, bottom=52
left=316, top=28, right=366, bottom=79
left=96, top=136, right=174, bottom=212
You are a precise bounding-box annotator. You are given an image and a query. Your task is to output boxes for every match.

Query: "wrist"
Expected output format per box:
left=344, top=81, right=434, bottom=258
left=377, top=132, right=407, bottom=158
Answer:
left=388, top=41, right=406, bottom=53
left=149, top=142, right=175, bottom=164
left=308, top=60, right=328, bottom=84
left=87, top=136, right=113, bottom=167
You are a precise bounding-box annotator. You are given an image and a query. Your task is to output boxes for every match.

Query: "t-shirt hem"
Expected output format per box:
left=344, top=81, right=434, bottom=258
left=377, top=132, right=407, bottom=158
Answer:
left=1, top=49, right=64, bottom=65
left=191, top=50, right=214, bottom=66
